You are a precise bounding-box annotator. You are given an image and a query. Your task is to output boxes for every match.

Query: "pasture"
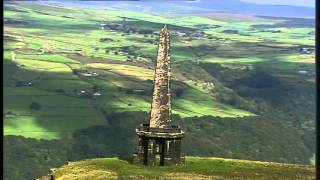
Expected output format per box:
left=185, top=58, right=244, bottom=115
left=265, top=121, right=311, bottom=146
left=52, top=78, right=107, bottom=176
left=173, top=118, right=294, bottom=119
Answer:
left=3, top=1, right=314, bottom=139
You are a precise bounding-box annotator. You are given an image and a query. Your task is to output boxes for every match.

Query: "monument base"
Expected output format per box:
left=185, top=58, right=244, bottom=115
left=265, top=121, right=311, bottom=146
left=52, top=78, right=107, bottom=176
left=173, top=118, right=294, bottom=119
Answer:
left=133, top=124, right=185, bottom=166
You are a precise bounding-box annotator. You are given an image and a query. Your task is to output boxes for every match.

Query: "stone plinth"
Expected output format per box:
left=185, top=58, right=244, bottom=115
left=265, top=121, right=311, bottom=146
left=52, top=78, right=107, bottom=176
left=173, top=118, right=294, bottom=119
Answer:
left=133, top=124, right=185, bottom=166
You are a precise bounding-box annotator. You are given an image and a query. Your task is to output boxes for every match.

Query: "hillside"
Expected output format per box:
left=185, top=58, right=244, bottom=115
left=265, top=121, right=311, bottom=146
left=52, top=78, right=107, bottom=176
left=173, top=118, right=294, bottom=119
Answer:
left=44, top=157, right=315, bottom=179
left=3, top=1, right=315, bottom=180
left=4, top=0, right=314, bottom=139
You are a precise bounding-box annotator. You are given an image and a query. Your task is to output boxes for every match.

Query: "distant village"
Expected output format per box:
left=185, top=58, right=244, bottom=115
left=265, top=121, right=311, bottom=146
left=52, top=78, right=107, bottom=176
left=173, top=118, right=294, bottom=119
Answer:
left=99, top=22, right=218, bottom=41
left=12, top=20, right=315, bottom=101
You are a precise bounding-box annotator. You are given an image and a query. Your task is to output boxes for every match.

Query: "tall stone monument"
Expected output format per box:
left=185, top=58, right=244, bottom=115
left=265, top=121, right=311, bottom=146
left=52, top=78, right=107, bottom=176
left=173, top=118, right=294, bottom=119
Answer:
left=133, top=25, right=185, bottom=166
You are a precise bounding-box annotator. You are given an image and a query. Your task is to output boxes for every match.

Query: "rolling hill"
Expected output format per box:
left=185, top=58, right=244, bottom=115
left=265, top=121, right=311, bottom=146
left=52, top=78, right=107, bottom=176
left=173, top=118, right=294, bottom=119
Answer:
left=54, top=0, right=315, bottom=18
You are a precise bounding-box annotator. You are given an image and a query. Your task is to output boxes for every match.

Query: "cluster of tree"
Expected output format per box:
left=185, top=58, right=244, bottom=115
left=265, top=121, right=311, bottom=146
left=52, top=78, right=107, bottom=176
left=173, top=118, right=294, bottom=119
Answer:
left=99, top=38, right=114, bottom=42
left=103, top=22, right=154, bottom=35
left=222, top=30, right=239, bottom=34
left=4, top=136, right=72, bottom=180
left=232, top=70, right=280, bottom=89
left=137, top=29, right=154, bottom=34
left=194, top=24, right=221, bottom=29
left=199, top=62, right=315, bottom=155
left=252, top=17, right=315, bottom=28
left=30, top=102, right=41, bottom=110
left=106, top=46, right=139, bottom=57
left=4, top=62, right=315, bottom=180
left=4, top=110, right=313, bottom=180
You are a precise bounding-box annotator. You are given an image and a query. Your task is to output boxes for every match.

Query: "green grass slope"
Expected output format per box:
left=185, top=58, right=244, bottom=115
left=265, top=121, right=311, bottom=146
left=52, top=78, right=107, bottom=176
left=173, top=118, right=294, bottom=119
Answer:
left=51, top=157, right=315, bottom=179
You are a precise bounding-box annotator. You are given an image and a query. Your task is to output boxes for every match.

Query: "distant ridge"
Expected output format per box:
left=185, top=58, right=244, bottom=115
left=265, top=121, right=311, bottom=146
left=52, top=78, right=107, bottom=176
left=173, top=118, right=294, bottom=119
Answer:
left=50, top=0, right=315, bottom=19
left=256, top=15, right=316, bottom=20
left=173, top=0, right=315, bottom=18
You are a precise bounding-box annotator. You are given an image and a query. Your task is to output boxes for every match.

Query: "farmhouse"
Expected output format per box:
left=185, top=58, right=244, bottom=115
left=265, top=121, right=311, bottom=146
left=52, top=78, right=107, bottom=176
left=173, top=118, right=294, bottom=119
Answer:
left=16, top=81, right=33, bottom=87
left=93, top=92, right=101, bottom=96
left=297, top=70, right=315, bottom=76
left=153, top=31, right=160, bottom=35
left=175, top=32, right=186, bottom=36
left=71, top=89, right=87, bottom=97
left=299, top=47, right=314, bottom=54
left=298, top=70, right=308, bottom=74
left=100, top=23, right=106, bottom=29
left=73, top=69, right=99, bottom=77
left=91, top=72, right=98, bottom=76
left=92, top=92, right=102, bottom=99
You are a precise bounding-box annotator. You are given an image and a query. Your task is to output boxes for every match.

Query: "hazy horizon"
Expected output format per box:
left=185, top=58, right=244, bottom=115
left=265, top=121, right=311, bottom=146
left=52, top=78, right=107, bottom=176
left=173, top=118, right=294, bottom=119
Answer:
left=43, top=0, right=315, bottom=19
left=241, top=0, right=315, bottom=7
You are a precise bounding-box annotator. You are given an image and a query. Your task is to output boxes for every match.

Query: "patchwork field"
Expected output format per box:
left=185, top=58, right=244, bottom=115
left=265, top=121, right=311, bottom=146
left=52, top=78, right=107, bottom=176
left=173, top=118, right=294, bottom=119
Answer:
left=5, top=1, right=297, bottom=139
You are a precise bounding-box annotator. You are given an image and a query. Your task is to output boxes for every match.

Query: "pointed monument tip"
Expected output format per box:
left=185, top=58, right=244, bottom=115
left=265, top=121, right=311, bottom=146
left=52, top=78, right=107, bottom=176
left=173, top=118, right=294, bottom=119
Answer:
left=162, top=24, right=168, bottom=31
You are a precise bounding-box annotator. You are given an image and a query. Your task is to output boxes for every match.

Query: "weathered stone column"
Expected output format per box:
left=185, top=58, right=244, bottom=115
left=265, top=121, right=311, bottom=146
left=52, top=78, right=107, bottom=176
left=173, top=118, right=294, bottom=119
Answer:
left=147, top=139, right=156, bottom=165
left=135, top=137, right=144, bottom=163
left=150, top=25, right=172, bottom=128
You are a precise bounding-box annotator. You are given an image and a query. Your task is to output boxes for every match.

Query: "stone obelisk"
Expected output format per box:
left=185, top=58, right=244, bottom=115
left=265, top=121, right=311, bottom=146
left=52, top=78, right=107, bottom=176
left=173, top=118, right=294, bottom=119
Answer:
left=150, top=25, right=171, bottom=128
left=134, top=25, right=185, bottom=166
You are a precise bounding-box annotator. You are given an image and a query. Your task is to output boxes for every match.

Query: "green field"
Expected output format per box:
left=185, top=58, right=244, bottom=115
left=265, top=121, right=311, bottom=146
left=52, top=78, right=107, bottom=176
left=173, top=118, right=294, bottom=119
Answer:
left=4, top=1, right=315, bottom=139
left=6, top=1, right=303, bottom=139
left=52, top=157, right=315, bottom=179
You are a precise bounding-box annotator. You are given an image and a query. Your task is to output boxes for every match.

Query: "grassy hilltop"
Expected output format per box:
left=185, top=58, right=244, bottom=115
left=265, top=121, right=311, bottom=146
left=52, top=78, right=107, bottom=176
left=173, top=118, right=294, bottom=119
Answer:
left=51, top=157, right=315, bottom=179
left=3, top=1, right=315, bottom=180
